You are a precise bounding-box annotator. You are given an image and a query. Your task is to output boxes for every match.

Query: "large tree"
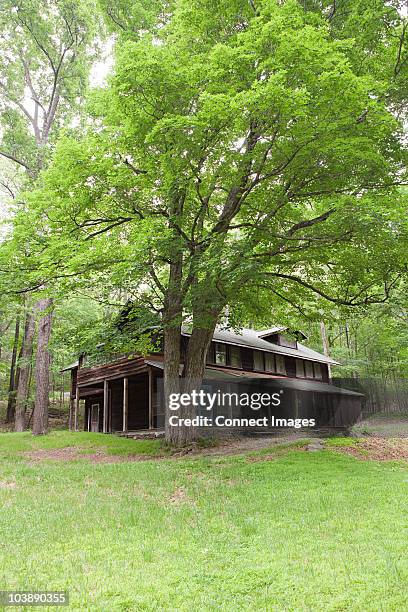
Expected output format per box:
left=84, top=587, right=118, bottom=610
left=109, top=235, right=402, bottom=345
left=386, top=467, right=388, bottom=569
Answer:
left=10, top=0, right=408, bottom=443
left=0, top=0, right=99, bottom=433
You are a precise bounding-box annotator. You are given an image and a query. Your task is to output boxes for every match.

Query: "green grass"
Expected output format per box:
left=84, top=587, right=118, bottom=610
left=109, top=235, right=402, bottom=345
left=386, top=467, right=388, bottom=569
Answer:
left=0, top=430, right=163, bottom=460
left=325, top=437, right=360, bottom=447
left=0, top=432, right=407, bottom=610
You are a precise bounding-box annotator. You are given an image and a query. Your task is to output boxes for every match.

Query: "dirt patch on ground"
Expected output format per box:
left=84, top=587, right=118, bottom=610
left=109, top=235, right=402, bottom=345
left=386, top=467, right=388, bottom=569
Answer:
left=23, top=434, right=323, bottom=464
left=168, top=486, right=195, bottom=506
left=0, top=480, right=17, bottom=489
left=245, top=441, right=313, bottom=462
left=179, top=432, right=314, bottom=457
left=24, top=448, right=162, bottom=464
left=334, top=438, right=408, bottom=461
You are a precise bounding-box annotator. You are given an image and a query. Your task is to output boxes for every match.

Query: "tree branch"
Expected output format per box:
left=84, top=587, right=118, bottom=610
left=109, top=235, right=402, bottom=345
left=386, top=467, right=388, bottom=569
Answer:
left=265, top=272, right=399, bottom=306
left=287, top=208, right=335, bottom=236
left=0, top=150, right=33, bottom=174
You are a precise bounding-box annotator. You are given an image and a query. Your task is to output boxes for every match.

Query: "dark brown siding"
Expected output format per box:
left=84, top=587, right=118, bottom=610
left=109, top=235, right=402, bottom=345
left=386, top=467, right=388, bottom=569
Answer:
left=110, top=379, right=124, bottom=431
left=127, top=377, right=149, bottom=430
left=70, top=368, right=78, bottom=398
left=77, top=356, right=148, bottom=386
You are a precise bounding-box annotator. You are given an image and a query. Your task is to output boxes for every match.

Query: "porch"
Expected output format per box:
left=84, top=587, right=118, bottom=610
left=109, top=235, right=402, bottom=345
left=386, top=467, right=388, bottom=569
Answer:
left=70, top=356, right=165, bottom=434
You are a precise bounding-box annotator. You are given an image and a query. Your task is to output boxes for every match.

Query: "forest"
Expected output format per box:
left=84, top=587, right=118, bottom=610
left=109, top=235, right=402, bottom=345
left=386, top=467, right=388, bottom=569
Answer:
left=0, top=0, right=407, bottom=443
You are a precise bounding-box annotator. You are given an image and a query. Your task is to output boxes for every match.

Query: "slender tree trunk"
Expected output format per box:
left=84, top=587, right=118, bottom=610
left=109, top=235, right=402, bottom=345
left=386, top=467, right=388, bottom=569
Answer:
left=15, top=313, right=36, bottom=432
left=163, top=256, right=183, bottom=444
left=6, top=315, right=20, bottom=422
left=32, top=298, right=53, bottom=435
left=320, top=321, right=332, bottom=381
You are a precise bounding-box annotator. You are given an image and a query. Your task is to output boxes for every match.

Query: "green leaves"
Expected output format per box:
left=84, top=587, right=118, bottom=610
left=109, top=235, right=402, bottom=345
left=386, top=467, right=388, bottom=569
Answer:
left=2, top=0, right=407, bottom=361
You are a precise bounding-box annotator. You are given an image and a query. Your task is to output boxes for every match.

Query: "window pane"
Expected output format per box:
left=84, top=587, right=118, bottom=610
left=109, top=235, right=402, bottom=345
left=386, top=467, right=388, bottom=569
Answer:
left=253, top=351, right=264, bottom=371
left=278, top=334, right=297, bottom=349
left=206, top=343, right=215, bottom=364
left=305, top=361, right=314, bottom=378
left=296, top=359, right=305, bottom=377
left=275, top=355, right=286, bottom=374
left=264, top=353, right=275, bottom=372
left=215, top=343, right=226, bottom=365
left=314, top=363, right=322, bottom=379
left=230, top=346, right=241, bottom=368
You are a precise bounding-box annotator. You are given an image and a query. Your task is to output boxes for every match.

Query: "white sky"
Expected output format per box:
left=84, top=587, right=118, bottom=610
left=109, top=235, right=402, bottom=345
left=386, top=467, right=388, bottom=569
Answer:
left=0, top=38, right=115, bottom=232
left=90, top=36, right=115, bottom=87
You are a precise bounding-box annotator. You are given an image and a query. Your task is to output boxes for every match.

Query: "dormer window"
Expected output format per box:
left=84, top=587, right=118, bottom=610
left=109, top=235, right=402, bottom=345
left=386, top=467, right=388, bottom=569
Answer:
left=258, top=328, right=306, bottom=349
left=278, top=334, right=297, bottom=349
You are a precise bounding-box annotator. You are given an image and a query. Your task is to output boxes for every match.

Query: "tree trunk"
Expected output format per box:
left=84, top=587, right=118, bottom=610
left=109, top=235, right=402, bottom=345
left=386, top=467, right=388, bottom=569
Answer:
left=15, top=313, right=35, bottom=432
left=163, top=255, right=183, bottom=444
left=32, top=298, right=53, bottom=435
left=320, top=321, right=332, bottom=381
left=5, top=315, right=20, bottom=422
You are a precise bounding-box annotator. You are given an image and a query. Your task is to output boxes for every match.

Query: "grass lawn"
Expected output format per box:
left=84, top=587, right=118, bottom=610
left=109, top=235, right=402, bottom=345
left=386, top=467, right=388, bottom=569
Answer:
left=0, top=432, right=407, bottom=611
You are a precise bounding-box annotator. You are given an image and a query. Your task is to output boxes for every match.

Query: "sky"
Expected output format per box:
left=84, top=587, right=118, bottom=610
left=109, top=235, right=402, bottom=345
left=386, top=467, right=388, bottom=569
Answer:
left=0, top=37, right=115, bottom=235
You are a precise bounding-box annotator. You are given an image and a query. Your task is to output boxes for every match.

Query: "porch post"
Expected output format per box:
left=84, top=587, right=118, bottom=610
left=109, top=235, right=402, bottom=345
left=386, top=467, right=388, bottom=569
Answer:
left=74, top=387, right=79, bottom=432
left=69, top=397, right=74, bottom=431
left=123, top=377, right=128, bottom=432
left=148, top=367, right=153, bottom=430
left=103, top=379, right=109, bottom=433
left=69, top=368, right=76, bottom=431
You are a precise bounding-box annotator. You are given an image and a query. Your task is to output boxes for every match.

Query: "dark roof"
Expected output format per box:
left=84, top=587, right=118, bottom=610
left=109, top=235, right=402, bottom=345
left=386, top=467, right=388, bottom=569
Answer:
left=61, top=361, right=79, bottom=372
left=257, top=327, right=308, bottom=340
left=181, top=326, right=338, bottom=365
left=63, top=325, right=337, bottom=372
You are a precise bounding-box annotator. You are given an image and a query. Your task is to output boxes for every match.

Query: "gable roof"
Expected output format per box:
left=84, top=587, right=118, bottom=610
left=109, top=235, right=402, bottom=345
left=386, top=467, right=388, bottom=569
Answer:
left=256, top=326, right=286, bottom=337
left=181, top=326, right=338, bottom=365
left=258, top=327, right=308, bottom=341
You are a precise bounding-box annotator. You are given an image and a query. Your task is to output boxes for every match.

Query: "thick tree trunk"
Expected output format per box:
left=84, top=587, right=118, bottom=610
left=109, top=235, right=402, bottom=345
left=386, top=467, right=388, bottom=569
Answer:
left=5, top=315, right=20, bottom=422
left=15, top=313, right=35, bottom=432
left=32, top=298, right=53, bottom=435
left=182, top=297, right=222, bottom=425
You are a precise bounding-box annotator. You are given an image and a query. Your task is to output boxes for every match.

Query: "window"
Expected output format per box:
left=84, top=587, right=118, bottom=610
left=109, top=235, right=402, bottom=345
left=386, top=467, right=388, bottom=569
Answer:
left=230, top=346, right=242, bottom=368
left=253, top=350, right=264, bottom=371
left=314, top=363, right=322, bottom=380
left=206, top=343, right=215, bottom=364
left=305, top=361, right=314, bottom=378
left=296, top=359, right=305, bottom=377
left=278, top=334, right=297, bottom=349
left=215, top=343, right=227, bottom=365
left=264, top=353, right=275, bottom=372
left=275, top=355, right=286, bottom=374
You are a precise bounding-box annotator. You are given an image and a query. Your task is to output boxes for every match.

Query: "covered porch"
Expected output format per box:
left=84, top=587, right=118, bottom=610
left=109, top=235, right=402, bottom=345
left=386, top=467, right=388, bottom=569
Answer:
left=68, top=356, right=165, bottom=434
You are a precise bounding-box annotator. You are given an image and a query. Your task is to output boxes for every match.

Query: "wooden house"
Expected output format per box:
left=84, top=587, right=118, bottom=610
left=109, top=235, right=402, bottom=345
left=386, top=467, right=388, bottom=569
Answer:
left=64, top=326, right=363, bottom=435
